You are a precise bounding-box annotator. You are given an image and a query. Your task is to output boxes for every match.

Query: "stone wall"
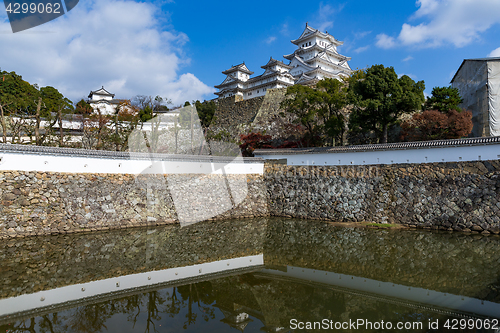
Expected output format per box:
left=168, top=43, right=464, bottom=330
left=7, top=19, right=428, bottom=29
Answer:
left=210, top=95, right=265, bottom=137
left=250, top=88, right=293, bottom=139
left=265, top=160, right=500, bottom=233
left=0, top=171, right=268, bottom=239
left=2, top=158, right=500, bottom=238
left=210, top=88, right=289, bottom=139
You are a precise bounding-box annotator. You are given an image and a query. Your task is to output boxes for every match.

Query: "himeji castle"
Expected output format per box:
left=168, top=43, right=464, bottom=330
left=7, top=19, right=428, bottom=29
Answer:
left=215, top=23, right=352, bottom=100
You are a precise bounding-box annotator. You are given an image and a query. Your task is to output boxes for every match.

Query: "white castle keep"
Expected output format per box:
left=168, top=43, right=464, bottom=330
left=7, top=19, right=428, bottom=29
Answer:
left=215, top=23, right=352, bottom=100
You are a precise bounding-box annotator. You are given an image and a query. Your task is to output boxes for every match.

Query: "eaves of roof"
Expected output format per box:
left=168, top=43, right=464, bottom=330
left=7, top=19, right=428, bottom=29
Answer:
left=450, top=57, right=500, bottom=83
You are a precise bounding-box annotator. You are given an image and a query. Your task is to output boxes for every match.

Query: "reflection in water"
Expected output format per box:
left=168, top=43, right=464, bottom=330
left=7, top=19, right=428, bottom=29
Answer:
left=1, top=217, right=500, bottom=332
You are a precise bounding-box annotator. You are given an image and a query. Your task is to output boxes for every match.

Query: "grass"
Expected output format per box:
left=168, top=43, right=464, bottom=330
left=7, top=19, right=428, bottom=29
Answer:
left=365, top=222, right=400, bottom=228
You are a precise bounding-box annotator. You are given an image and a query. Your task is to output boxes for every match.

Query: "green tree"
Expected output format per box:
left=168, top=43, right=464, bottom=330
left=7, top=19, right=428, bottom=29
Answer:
left=0, top=70, right=39, bottom=142
left=280, top=84, right=322, bottom=146
left=109, top=100, right=140, bottom=151
left=194, top=100, right=216, bottom=129
left=40, top=86, right=73, bottom=115
left=0, top=70, right=76, bottom=145
left=316, top=78, right=348, bottom=145
left=348, top=65, right=425, bottom=144
left=139, top=105, right=154, bottom=122
left=36, top=86, right=73, bottom=146
left=153, top=95, right=170, bottom=112
left=75, top=99, right=93, bottom=115
left=0, top=70, right=39, bottom=114
left=133, top=95, right=171, bottom=123
left=424, top=86, right=463, bottom=112
left=281, top=80, right=348, bottom=147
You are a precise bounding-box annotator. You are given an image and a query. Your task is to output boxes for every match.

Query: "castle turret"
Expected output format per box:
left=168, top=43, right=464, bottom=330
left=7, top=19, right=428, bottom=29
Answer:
left=214, top=63, right=254, bottom=99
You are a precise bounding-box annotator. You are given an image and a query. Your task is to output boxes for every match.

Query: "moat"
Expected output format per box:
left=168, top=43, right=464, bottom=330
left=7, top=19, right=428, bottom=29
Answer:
left=1, top=217, right=500, bottom=332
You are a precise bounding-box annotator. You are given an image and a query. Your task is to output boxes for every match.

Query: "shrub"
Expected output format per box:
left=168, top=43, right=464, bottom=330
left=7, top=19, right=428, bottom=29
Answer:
left=400, top=109, right=473, bottom=141
left=239, top=132, right=273, bottom=157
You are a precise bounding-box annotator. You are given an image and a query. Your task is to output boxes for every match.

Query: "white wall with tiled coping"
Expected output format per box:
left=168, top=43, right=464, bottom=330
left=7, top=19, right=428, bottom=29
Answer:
left=254, top=138, right=500, bottom=166
left=0, top=255, right=264, bottom=318
left=0, top=145, right=264, bottom=175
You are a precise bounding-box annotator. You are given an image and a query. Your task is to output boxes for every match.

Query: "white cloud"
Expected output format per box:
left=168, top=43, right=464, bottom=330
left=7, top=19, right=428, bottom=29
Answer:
left=375, top=33, right=397, bottom=49
left=280, top=23, right=289, bottom=36
left=0, top=0, right=212, bottom=105
left=398, top=73, right=418, bottom=80
left=489, top=47, right=500, bottom=57
left=402, top=55, right=414, bottom=62
left=376, top=0, right=500, bottom=49
left=354, top=45, right=370, bottom=53
left=411, top=0, right=439, bottom=18
left=265, top=36, right=277, bottom=44
left=313, top=2, right=345, bottom=32
left=354, top=31, right=371, bottom=39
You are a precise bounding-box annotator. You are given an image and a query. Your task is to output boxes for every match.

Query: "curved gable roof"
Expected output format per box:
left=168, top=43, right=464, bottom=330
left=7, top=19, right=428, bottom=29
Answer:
left=88, top=86, right=115, bottom=98
left=222, top=63, right=254, bottom=75
left=291, top=23, right=343, bottom=46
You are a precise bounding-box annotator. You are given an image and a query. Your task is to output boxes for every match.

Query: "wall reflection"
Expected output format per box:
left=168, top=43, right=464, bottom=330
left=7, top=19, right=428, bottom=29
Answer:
left=2, top=217, right=500, bottom=331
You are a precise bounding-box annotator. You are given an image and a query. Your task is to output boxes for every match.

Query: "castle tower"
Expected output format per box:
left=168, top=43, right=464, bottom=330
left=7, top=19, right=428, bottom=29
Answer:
left=214, top=63, right=254, bottom=99
left=284, top=22, right=352, bottom=85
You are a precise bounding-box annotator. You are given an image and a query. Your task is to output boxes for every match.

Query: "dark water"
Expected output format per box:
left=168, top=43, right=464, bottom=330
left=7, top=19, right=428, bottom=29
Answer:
left=1, top=218, right=500, bottom=332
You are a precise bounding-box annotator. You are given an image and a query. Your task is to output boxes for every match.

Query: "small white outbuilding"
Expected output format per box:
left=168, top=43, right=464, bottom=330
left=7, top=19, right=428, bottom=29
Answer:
left=88, top=86, right=125, bottom=115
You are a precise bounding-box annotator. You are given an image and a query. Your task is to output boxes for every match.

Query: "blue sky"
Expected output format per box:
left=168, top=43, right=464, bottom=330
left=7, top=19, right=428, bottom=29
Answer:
left=1, top=0, right=500, bottom=105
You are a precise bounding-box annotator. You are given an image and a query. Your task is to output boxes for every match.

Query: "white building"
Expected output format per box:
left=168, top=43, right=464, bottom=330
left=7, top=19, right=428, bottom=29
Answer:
left=451, top=57, right=500, bottom=137
left=215, top=23, right=352, bottom=100
left=88, top=86, right=126, bottom=115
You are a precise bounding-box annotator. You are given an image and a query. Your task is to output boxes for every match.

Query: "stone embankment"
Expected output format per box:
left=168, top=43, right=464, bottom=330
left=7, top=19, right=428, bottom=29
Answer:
left=1, top=158, right=500, bottom=238
left=264, top=218, right=500, bottom=300
left=265, top=160, right=500, bottom=234
left=0, top=172, right=268, bottom=239
left=210, top=88, right=290, bottom=139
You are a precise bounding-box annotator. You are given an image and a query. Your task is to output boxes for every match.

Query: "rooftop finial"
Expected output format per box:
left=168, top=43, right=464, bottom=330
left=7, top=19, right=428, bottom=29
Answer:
left=306, top=22, right=308, bottom=26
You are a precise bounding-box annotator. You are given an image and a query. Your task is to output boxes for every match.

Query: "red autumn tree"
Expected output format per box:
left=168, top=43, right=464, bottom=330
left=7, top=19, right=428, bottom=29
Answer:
left=400, top=109, right=473, bottom=141
left=239, top=132, right=273, bottom=157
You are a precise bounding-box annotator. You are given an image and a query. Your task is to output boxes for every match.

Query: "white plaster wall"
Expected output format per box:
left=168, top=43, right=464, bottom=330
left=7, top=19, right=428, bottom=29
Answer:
left=264, top=266, right=500, bottom=319
left=254, top=144, right=500, bottom=166
left=0, top=255, right=264, bottom=318
left=91, top=102, right=116, bottom=116
left=10, top=117, right=83, bottom=130
left=0, top=152, right=264, bottom=175
left=91, top=94, right=112, bottom=101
